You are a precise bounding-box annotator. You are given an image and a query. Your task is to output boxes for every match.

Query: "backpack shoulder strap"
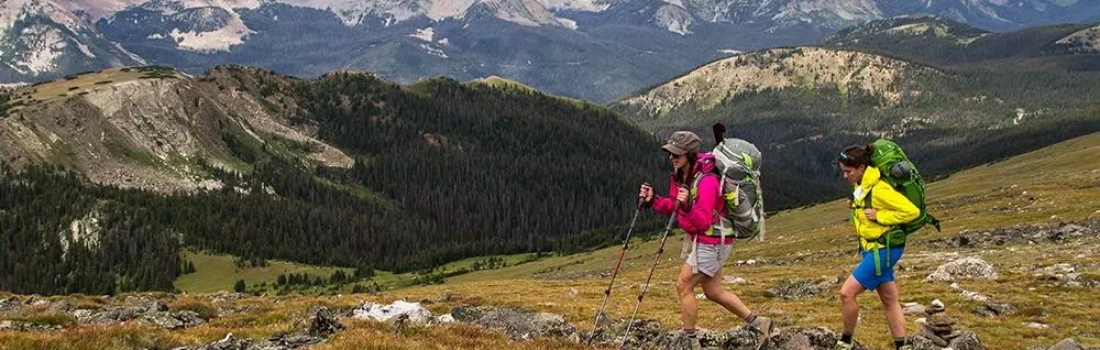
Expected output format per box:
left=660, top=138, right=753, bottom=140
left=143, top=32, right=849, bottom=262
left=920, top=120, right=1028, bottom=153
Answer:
left=863, top=187, right=873, bottom=209
left=689, top=172, right=719, bottom=201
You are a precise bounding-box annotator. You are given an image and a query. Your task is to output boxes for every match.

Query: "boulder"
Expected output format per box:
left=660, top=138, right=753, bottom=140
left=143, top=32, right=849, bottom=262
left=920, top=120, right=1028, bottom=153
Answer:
left=903, top=303, right=927, bottom=316
left=971, top=301, right=1017, bottom=317
left=1048, top=338, right=1083, bottom=350
left=926, top=258, right=997, bottom=283
left=765, top=279, right=834, bottom=300
left=352, top=301, right=432, bottom=323
left=140, top=310, right=204, bottom=329
left=450, top=305, right=578, bottom=341
left=307, top=306, right=343, bottom=337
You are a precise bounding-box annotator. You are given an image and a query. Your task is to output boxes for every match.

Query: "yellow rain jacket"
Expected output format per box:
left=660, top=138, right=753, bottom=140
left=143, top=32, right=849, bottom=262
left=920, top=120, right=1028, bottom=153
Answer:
left=850, top=166, right=920, bottom=251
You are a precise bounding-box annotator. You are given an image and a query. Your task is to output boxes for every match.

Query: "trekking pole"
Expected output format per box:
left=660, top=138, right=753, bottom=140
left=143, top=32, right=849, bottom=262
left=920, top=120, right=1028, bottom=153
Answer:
left=586, top=195, right=646, bottom=345
left=618, top=195, right=683, bottom=350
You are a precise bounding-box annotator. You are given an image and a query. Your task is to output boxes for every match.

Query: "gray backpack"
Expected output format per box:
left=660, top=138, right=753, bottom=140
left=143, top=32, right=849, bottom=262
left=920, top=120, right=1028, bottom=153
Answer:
left=710, top=137, right=765, bottom=241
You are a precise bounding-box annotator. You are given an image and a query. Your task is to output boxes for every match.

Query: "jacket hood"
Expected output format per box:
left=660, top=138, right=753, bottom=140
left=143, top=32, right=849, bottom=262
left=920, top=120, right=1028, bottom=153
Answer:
left=695, top=152, right=718, bottom=174
left=853, top=166, right=882, bottom=203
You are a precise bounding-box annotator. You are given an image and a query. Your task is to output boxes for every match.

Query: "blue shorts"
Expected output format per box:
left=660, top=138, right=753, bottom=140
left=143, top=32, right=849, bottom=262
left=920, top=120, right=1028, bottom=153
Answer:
left=852, top=247, right=904, bottom=291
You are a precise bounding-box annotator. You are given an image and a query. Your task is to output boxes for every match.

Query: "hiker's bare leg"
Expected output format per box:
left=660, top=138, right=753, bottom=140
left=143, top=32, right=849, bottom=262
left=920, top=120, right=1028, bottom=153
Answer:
left=700, top=268, right=751, bottom=319
left=677, top=263, right=707, bottom=329
left=876, top=282, right=906, bottom=337
left=839, top=275, right=865, bottom=334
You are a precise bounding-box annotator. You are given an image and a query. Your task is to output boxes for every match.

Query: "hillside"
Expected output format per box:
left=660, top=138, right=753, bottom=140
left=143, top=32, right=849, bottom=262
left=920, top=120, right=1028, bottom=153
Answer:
left=615, top=47, right=949, bottom=122
left=0, top=66, right=351, bottom=192
left=3, top=123, right=1099, bottom=350
left=611, top=21, right=1100, bottom=210
left=0, top=65, right=667, bottom=296
left=1058, top=23, right=1100, bottom=53
left=825, top=16, right=1100, bottom=65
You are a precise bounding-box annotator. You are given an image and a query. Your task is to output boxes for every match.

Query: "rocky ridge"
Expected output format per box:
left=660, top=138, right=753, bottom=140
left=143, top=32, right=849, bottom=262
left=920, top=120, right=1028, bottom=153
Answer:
left=0, top=66, right=352, bottom=193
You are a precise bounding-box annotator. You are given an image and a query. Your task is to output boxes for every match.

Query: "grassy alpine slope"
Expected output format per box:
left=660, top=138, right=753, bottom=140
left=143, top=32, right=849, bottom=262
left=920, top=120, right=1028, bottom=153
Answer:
left=3, top=129, right=1099, bottom=349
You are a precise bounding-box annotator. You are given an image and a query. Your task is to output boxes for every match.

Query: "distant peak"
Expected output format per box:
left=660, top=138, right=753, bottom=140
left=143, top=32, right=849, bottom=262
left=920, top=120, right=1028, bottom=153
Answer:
left=826, top=15, right=989, bottom=46
left=617, top=47, right=941, bottom=116
left=465, top=0, right=567, bottom=27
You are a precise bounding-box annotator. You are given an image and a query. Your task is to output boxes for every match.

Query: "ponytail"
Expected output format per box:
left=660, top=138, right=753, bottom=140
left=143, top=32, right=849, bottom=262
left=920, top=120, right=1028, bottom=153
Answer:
left=838, top=143, right=873, bottom=167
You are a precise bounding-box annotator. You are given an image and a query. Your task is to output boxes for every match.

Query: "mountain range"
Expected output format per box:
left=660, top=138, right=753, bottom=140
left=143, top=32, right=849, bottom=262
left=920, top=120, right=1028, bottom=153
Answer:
left=4, top=0, right=1100, bottom=102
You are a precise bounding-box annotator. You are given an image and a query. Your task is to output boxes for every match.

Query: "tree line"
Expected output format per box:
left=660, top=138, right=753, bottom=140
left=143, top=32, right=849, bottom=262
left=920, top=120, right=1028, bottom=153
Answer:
left=0, top=72, right=671, bottom=295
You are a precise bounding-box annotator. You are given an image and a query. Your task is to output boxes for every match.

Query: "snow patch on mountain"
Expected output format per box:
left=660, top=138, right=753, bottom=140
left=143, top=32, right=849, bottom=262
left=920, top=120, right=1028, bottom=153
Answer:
left=2, top=0, right=89, bottom=39
left=420, top=43, right=448, bottom=58
left=411, top=27, right=434, bottom=42
left=559, top=17, right=577, bottom=29
left=9, top=24, right=68, bottom=75
left=75, top=41, right=95, bottom=58
left=112, top=41, right=147, bottom=64
left=169, top=18, right=251, bottom=52
left=536, top=0, right=607, bottom=12
left=127, top=0, right=258, bottom=52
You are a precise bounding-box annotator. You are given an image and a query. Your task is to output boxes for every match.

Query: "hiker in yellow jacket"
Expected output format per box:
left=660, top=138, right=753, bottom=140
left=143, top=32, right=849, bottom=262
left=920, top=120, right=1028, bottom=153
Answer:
left=835, top=144, right=919, bottom=350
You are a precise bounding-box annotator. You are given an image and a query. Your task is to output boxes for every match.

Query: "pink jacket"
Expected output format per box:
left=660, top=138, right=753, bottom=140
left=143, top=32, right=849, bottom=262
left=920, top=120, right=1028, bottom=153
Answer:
left=650, top=153, right=734, bottom=245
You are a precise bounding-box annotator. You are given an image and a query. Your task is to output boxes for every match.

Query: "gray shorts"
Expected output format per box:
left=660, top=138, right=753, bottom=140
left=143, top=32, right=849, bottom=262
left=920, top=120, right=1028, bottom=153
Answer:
left=680, top=235, right=733, bottom=277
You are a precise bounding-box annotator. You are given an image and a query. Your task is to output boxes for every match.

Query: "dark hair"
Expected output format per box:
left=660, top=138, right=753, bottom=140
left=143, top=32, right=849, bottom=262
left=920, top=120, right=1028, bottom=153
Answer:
left=838, top=143, right=873, bottom=167
left=674, top=152, right=699, bottom=184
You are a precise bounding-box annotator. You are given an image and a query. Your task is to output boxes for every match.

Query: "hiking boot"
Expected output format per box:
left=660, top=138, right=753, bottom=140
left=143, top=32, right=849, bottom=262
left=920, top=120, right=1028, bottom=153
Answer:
left=747, top=316, right=773, bottom=350
left=676, top=331, right=702, bottom=350
left=834, top=340, right=855, bottom=350
left=685, top=335, right=702, bottom=350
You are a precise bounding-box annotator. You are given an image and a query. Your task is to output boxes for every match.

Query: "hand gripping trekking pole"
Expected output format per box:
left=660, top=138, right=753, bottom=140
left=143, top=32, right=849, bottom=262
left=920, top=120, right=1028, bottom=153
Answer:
left=618, top=194, right=683, bottom=349
left=586, top=196, right=646, bottom=345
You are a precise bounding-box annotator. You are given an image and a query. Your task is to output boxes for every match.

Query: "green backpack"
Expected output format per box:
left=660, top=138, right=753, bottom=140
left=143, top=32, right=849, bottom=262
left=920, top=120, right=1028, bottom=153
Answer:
left=865, top=139, right=942, bottom=248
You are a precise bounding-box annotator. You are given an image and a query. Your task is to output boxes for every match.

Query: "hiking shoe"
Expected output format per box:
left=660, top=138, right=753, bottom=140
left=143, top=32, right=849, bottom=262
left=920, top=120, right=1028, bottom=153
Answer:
left=686, top=336, right=702, bottom=350
left=747, top=316, right=773, bottom=350
left=676, top=332, right=702, bottom=350
left=834, top=340, right=854, bottom=350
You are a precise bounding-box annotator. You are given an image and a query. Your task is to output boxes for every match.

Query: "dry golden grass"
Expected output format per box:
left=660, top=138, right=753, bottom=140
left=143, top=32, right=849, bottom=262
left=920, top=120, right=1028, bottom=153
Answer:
left=314, top=319, right=594, bottom=350
left=4, top=67, right=178, bottom=112
left=2, top=132, right=1099, bottom=349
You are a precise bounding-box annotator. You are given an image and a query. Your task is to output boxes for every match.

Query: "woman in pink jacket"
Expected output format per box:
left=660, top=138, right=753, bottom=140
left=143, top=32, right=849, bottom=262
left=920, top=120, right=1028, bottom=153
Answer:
left=639, top=131, right=772, bottom=348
